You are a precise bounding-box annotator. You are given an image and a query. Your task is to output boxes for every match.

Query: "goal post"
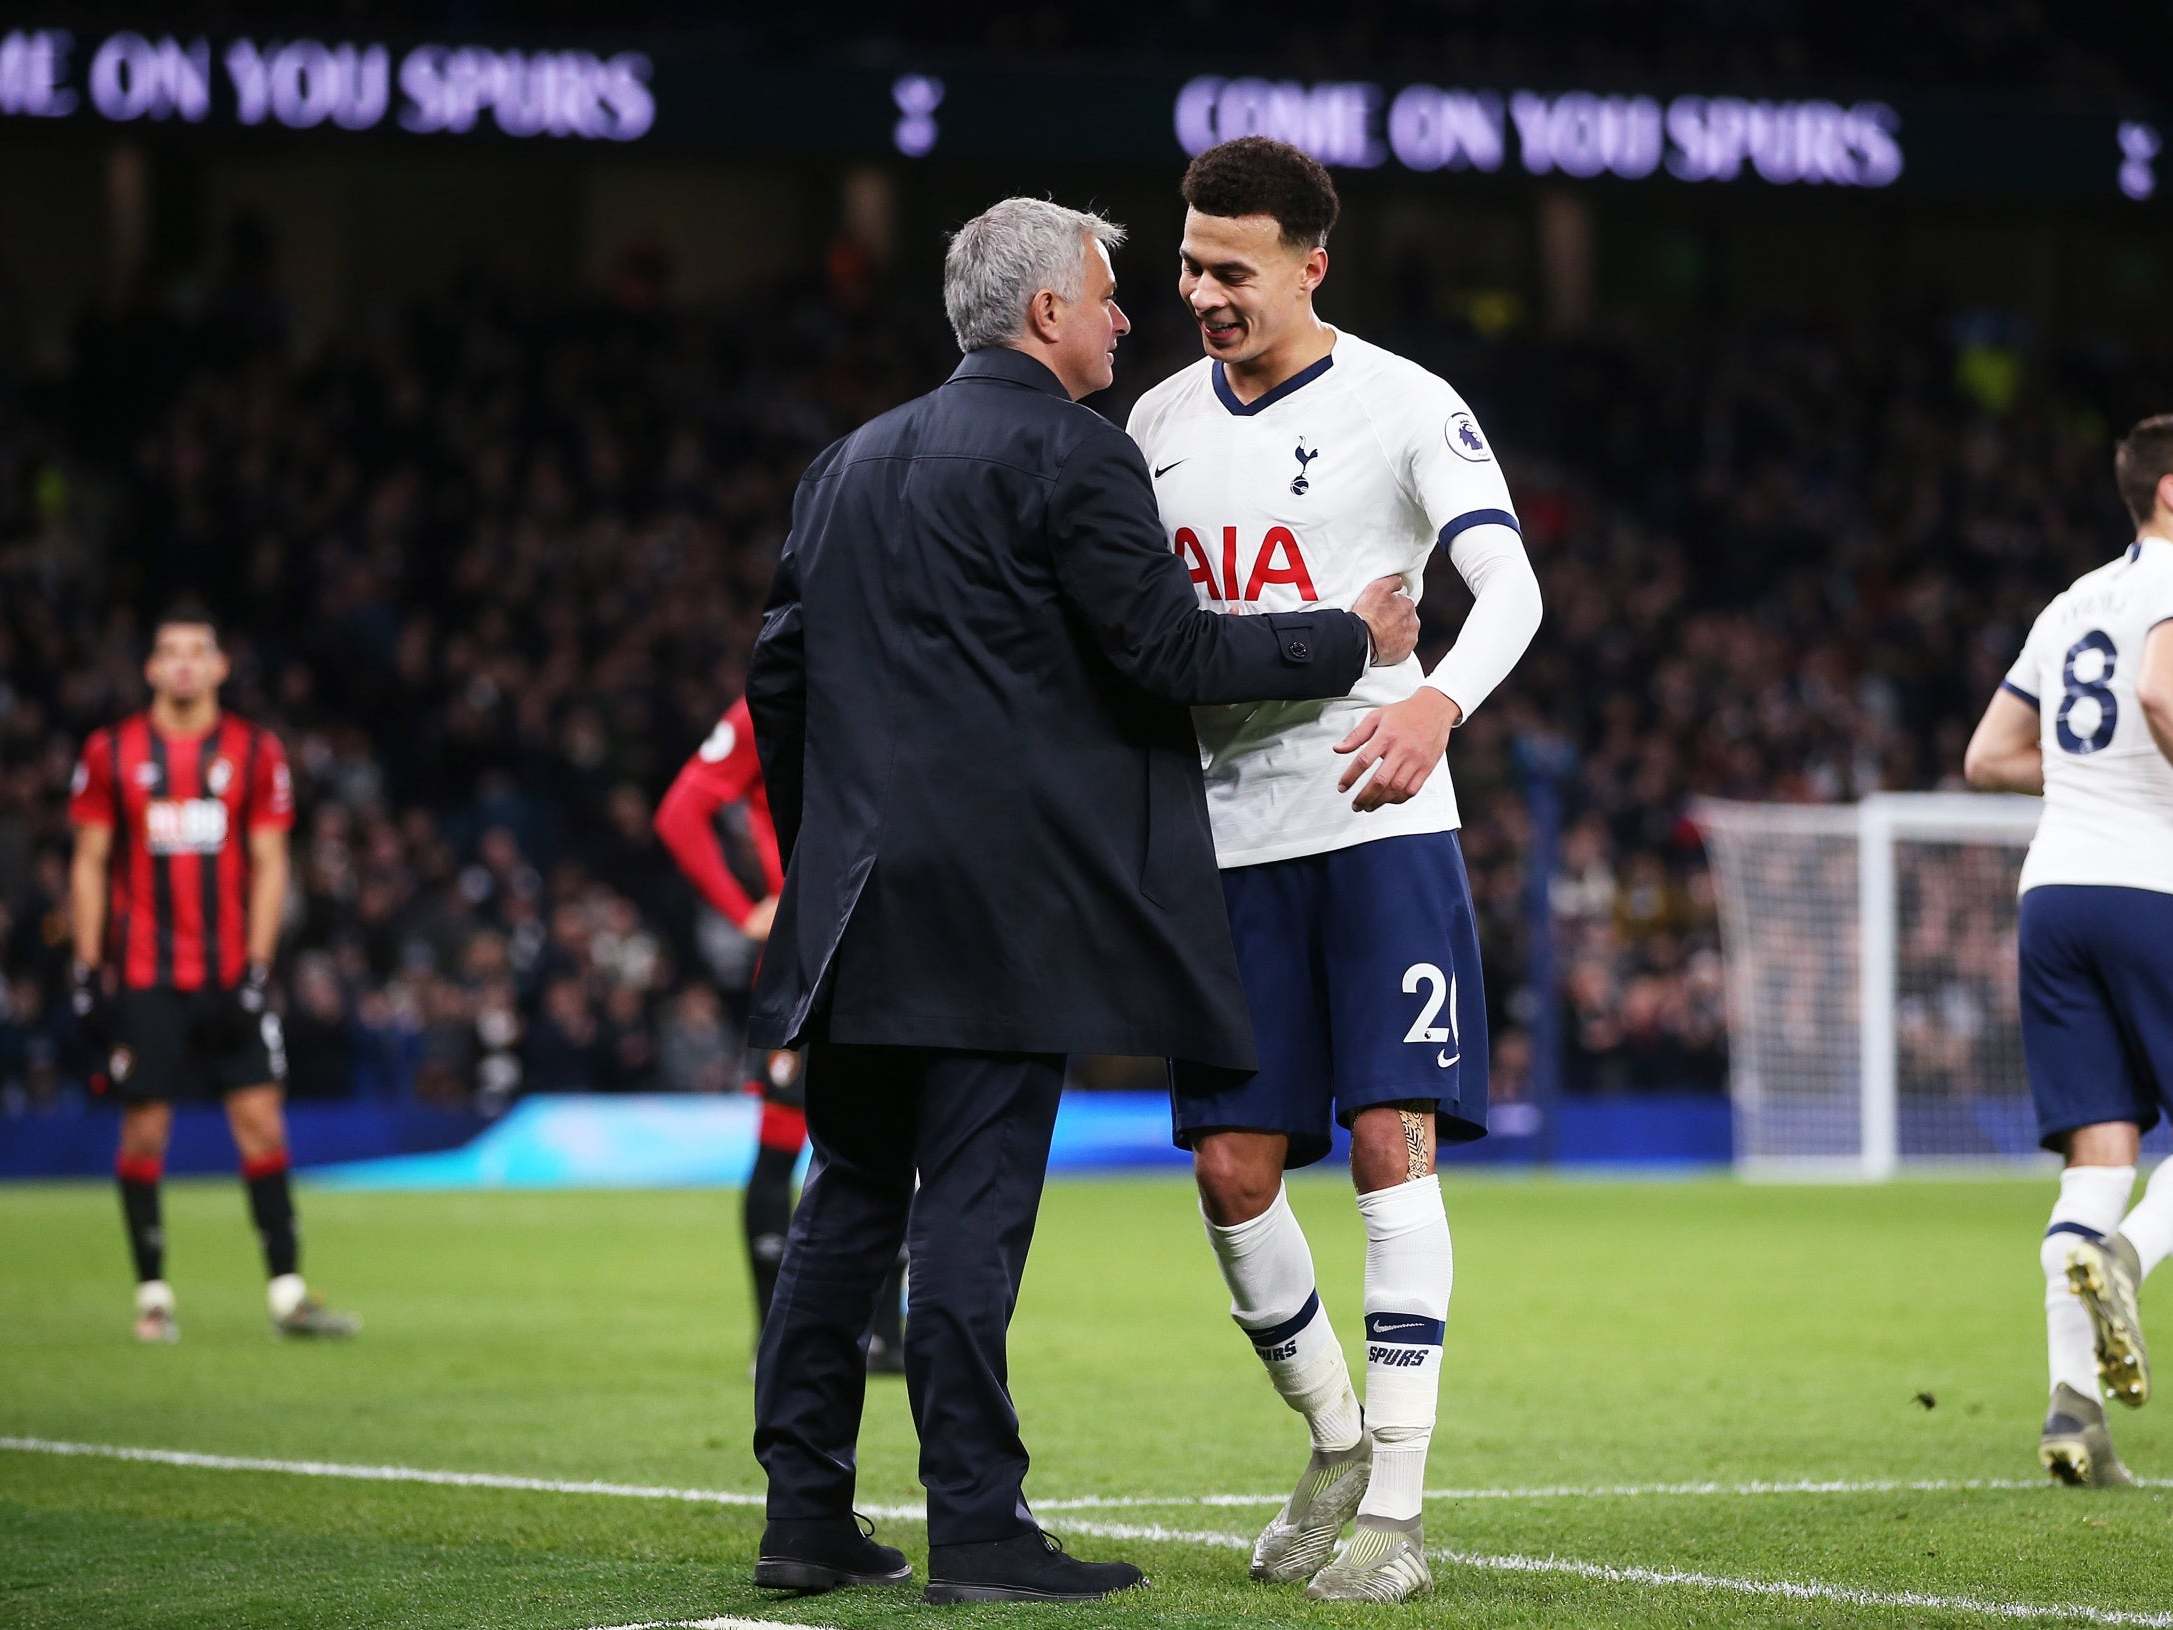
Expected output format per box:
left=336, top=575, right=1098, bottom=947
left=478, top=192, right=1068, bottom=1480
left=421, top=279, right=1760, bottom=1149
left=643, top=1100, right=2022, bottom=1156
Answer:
left=1695, top=792, right=2047, bottom=1178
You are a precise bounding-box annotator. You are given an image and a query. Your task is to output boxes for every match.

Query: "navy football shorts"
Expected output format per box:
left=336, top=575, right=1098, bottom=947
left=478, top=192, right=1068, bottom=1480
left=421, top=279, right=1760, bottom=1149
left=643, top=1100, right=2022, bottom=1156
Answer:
left=2019, top=884, right=2173, bottom=1150
left=1170, top=829, right=1489, bottom=1169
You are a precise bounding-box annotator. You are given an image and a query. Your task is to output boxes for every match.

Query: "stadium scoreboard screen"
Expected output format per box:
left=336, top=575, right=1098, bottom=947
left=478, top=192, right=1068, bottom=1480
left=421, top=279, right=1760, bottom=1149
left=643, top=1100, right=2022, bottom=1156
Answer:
left=0, top=24, right=2161, bottom=206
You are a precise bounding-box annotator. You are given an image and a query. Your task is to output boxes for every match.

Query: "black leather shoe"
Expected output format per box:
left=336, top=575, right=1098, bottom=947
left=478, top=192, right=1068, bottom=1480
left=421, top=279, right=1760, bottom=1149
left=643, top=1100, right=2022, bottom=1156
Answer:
left=753, top=1514, right=912, bottom=1592
left=924, top=1529, right=1147, bottom=1604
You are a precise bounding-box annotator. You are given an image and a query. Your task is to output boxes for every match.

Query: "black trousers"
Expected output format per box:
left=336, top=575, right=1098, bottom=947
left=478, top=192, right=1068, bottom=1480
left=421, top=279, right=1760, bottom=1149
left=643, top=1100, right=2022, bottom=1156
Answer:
left=752, top=1041, right=1063, bottom=1546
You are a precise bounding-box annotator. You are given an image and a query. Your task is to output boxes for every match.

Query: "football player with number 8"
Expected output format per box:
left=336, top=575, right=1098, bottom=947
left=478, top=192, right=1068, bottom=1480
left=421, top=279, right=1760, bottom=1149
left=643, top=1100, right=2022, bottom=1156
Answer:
left=1964, top=414, right=2173, bottom=1485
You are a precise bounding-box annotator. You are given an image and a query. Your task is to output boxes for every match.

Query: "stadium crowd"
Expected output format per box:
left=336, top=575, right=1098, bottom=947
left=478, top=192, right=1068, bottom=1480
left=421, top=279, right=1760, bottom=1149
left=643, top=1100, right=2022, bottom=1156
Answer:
left=0, top=234, right=2160, bottom=1115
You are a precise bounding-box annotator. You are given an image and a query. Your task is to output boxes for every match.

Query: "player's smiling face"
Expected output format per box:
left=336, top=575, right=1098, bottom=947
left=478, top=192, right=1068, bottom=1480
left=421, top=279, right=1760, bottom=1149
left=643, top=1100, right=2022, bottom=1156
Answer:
left=1179, top=208, right=1325, bottom=369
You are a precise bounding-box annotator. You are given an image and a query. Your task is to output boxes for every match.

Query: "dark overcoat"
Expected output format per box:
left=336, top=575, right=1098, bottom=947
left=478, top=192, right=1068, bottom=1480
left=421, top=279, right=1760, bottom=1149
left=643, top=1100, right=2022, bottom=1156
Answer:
left=746, top=346, right=1369, bottom=1068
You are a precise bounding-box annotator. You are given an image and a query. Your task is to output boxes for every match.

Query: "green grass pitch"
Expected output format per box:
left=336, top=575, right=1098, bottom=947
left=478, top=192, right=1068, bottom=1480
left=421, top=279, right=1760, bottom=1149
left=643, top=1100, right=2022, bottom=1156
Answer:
left=3, top=1171, right=2171, bottom=1628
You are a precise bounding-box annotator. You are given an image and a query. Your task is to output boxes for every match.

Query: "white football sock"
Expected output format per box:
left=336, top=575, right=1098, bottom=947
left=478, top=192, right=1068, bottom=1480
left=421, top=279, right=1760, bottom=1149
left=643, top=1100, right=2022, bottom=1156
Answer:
left=1203, top=1184, right=1362, bottom=1451
left=267, top=1272, right=308, bottom=1321
left=135, top=1279, right=174, bottom=1316
left=2043, top=1165, right=2133, bottom=1399
left=1356, top=1174, right=1451, bottom=1522
left=2119, top=1160, right=2173, bottom=1278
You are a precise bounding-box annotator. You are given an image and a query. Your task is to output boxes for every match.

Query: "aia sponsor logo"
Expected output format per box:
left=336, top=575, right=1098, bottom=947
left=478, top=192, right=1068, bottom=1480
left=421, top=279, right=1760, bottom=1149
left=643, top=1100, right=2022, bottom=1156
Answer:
left=1173, top=525, right=1317, bottom=606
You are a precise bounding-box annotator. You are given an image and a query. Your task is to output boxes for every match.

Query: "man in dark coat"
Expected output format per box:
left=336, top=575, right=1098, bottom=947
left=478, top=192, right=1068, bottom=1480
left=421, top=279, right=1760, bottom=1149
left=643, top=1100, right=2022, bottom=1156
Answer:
left=746, top=197, right=1417, bottom=1604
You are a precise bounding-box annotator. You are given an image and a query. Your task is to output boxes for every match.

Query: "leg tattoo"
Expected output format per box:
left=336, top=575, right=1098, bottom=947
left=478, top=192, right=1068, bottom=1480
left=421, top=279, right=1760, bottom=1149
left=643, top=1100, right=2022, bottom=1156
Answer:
left=1397, top=1109, right=1430, bottom=1182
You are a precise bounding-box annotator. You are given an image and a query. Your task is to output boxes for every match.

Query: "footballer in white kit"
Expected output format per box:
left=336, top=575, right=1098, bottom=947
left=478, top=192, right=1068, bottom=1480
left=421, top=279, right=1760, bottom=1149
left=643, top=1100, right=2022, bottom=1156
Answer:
left=1964, top=413, right=2173, bottom=1488
left=1127, top=137, right=1541, bottom=1602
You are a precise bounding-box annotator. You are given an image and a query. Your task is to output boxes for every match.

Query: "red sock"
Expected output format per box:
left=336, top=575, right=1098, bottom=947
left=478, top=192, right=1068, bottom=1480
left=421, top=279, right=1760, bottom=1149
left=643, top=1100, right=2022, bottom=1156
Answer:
left=758, top=1102, right=808, bottom=1153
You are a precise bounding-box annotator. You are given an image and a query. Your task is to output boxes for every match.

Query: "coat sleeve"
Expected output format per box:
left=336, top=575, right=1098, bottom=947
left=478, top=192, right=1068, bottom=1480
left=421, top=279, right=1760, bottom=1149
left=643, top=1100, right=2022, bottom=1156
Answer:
left=746, top=504, right=809, bottom=867
left=1048, top=423, right=1368, bottom=705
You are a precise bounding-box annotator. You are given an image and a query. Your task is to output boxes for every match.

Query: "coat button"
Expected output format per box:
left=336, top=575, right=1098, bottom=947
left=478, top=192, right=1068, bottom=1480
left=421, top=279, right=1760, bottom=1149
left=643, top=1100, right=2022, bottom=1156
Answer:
left=1287, top=640, right=1310, bottom=660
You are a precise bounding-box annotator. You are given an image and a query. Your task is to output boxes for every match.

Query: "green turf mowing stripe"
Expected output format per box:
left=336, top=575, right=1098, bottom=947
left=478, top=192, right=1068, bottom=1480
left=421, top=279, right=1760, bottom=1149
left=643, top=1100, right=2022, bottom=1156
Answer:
left=1038, top=1472, right=2173, bottom=1506
left=0, top=1436, right=918, bottom=1520
left=1055, top=1518, right=2173, bottom=1628
left=7, top=1436, right=2169, bottom=1628
left=15, top=1435, right=2167, bottom=1514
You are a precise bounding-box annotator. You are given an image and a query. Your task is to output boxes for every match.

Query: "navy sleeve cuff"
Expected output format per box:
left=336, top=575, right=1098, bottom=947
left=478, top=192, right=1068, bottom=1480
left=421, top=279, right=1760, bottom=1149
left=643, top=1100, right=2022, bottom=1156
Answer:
left=1434, top=509, right=1522, bottom=549
left=2001, top=679, right=2040, bottom=710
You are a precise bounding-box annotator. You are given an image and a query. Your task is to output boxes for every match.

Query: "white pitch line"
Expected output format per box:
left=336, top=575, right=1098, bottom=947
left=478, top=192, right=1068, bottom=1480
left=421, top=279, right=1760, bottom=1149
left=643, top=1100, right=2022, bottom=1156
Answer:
left=13, top=1436, right=2173, bottom=1628
left=1051, top=1518, right=2173, bottom=1629
left=0, top=1437, right=916, bottom=1523
left=1431, top=1547, right=2173, bottom=1630
left=1037, top=1472, right=2173, bottom=1509
left=9, top=1435, right=2165, bottom=1515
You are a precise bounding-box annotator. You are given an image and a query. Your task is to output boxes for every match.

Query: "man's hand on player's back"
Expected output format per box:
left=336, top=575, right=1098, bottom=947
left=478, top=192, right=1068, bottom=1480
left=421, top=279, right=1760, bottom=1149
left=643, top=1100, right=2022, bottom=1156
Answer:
left=741, top=896, right=778, bottom=944
left=1351, top=575, right=1419, bottom=667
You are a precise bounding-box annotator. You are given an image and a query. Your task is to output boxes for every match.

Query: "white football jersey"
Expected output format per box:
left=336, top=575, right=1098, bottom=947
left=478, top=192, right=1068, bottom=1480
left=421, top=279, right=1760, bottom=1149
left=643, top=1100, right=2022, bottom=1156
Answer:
left=1125, top=329, right=1520, bottom=868
left=2005, top=534, right=2173, bottom=896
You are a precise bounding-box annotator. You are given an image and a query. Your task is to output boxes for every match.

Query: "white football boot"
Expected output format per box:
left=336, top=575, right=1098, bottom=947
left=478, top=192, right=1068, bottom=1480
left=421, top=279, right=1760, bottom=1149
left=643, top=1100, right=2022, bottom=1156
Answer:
left=132, top=1280, right=179, bottom=1344
left=1249, top=1433, right=1371, bottom=1583
left=1304, top=1514, right=1433, bottom=1602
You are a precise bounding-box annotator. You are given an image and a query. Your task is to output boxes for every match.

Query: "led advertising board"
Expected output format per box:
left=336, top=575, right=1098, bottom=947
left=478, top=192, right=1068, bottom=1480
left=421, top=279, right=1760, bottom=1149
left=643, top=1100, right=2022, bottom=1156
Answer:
left=1, top=26, right=2159, bottom=204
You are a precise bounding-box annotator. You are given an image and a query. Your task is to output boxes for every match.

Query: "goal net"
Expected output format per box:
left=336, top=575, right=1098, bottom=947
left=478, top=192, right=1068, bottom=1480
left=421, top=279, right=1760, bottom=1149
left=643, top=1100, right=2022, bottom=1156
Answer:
left=1695, top=792, right=2061, bottom=1177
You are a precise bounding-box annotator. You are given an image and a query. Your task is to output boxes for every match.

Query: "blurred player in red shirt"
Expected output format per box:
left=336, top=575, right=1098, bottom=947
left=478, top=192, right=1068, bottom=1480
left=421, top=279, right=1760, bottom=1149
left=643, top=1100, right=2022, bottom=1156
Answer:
left=655, top=696, right=905, bottom=1371
left=68, top=602, right=358, bottom=1343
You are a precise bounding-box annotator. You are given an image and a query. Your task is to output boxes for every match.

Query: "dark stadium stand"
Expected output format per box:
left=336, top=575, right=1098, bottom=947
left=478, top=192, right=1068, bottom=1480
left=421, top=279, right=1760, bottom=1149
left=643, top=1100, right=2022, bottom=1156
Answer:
left=3, top=227, right=2166, bottom=1113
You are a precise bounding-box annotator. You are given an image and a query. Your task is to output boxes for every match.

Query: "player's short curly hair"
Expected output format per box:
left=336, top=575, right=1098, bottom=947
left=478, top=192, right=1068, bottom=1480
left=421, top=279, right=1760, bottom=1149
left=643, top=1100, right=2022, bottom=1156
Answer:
left=152, top=595, right=220, bottom=645
left=2115, top=413, right=2173, bottom=527
left=1181, top=137, right=1340, bottom=250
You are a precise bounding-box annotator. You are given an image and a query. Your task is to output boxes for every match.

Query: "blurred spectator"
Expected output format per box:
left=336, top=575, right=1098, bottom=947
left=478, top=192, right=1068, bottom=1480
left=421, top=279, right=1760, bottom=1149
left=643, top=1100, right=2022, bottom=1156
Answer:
left=281, top=952, right=357, bottom=1101
left=2, top=252, right=2165, bottom=1113
left=659, top=985, right=738, bottom=1096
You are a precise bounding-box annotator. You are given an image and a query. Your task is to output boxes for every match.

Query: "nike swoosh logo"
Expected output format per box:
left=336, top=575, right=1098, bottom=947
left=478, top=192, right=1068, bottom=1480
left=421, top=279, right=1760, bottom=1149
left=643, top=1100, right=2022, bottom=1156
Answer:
left=1436, top=1050, right=1459, bottom=1068
left=1372, top=1320, right=1426, bottom=1333
left=1154, top=460, right=1187, bottom=478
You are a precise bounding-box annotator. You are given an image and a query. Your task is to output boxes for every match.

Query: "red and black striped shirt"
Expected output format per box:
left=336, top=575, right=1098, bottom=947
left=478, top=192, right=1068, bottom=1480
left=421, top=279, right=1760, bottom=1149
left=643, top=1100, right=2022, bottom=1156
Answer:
left=69, top=713, right=295, bottom=992
left=653, top=697, right=784, bottom=929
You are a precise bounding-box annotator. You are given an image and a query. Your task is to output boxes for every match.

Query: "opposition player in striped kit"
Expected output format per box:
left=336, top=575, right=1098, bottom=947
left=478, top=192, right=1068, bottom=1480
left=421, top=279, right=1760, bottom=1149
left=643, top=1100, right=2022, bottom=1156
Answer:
left=655, top=698, right=907, bottom=1371
left=1965, top=414, right=2173, bottom=1485
left=1128, top=139, right=1541, bottom=1600
left=68, top=602, right=356, bottom=1342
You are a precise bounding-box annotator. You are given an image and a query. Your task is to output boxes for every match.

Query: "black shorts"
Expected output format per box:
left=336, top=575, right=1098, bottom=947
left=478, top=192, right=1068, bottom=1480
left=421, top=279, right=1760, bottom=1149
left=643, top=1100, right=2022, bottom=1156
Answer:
left=108, top=988, right=287, bottom=1104
left=745, top=1045, right=805, bottom=1110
